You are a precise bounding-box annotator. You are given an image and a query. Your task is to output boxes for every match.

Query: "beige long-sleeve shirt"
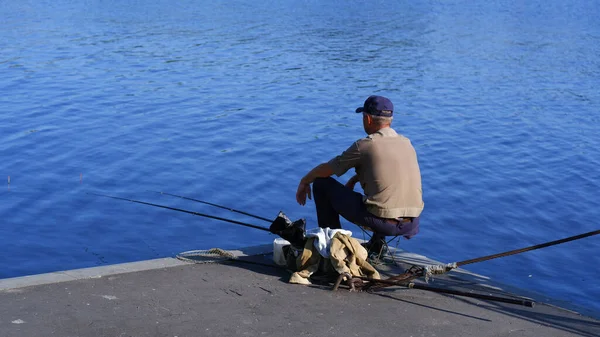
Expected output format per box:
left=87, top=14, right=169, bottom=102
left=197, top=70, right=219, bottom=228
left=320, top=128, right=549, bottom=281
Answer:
left=328, top=127, right=424, bottom=219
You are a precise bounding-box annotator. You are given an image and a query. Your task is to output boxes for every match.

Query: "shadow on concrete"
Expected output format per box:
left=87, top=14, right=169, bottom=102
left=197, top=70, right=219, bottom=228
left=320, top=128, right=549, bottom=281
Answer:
left=373, top=290, right=493, bottom=322
left=214, top=251, right=600, bottom=337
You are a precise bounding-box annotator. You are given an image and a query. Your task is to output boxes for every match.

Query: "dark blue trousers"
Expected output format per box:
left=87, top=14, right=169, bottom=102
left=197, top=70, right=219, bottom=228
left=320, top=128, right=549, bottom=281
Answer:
left=312, top=177, right=419, bottom=241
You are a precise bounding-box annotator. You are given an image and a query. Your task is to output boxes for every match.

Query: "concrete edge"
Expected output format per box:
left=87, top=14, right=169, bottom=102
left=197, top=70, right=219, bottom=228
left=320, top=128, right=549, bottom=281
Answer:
left=0, top=258, right=187, bottom=291
left=0, top=245, right=275, bottom=292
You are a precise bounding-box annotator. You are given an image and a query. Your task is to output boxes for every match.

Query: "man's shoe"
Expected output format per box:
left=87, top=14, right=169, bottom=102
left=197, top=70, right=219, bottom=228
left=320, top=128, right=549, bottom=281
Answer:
left=362, top=238, right=387, bottom=256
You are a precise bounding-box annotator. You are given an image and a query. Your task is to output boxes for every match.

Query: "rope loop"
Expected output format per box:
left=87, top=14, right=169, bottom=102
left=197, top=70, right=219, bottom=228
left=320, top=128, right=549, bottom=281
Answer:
left=176, top=248, right=236, bottom=264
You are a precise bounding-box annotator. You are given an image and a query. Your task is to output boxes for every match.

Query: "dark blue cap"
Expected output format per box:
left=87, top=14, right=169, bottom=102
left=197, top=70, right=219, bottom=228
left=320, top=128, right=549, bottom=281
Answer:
left=355, top=95, right=394, bottom=117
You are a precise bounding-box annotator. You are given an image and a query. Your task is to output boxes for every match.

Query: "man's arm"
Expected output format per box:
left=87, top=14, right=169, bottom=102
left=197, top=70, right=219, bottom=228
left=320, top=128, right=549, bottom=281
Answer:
left=345, top=174, right=359, bottom=190
left=300, top=163, right=334, bottom=185
left=296, top=141, right=361, bottom=206
left=296, top=163, right=334, bottom=206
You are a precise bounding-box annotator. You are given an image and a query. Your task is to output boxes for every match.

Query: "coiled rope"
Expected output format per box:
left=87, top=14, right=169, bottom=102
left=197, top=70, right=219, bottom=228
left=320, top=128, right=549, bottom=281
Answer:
left=177, top=248, right=237, bottom=264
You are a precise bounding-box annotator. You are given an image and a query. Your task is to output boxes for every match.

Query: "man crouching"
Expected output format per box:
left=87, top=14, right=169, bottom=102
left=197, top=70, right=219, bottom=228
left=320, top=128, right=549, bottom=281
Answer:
left=295, top=95, right=424, bottom=254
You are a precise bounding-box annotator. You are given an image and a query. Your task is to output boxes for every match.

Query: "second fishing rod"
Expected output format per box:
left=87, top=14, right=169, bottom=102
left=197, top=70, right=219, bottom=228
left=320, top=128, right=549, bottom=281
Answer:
left=90, top=191, right=307, bottom=248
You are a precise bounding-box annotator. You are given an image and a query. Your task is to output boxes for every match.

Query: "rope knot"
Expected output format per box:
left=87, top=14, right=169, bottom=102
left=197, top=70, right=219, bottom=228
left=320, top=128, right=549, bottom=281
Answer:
left=423, top=263, right=457, bottom=282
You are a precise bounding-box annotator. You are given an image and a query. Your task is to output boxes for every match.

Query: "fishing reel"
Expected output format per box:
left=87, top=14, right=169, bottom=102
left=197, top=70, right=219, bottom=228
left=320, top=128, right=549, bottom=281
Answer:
left=269, top=211, right=306, bottom=248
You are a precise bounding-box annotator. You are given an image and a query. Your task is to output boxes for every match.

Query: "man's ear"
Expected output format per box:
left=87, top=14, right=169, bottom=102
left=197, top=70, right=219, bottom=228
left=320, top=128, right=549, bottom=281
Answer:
left=365, top=113, right=372, bottom=125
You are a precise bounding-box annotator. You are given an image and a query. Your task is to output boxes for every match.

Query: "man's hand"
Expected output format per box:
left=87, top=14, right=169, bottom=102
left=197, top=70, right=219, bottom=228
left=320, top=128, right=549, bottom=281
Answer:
left=295, top=162, right=333, bottom=205
left=345, top=175, right=359, bottom=190
left=296, top=182, right=312, bottom=206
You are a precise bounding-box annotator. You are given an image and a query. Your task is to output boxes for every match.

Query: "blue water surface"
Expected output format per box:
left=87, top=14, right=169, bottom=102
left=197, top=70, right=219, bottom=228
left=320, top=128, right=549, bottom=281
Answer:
left=1, top=0, right=599, bottom=318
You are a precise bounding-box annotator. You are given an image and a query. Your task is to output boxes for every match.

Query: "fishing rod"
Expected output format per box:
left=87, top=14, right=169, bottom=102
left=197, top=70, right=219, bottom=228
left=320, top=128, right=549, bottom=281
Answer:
left=148, top=190, right=272, bottom=223
left=90, top=192, right=307, bottom=248
left=453, top=228, right=600, bottom=268
left=88, top=192, right=271, bottom=232
left=375, top=228, right=600, bottom=289
left=343, top=230, right=598, bottom=305
left=408, top=282, right=534, bottom=307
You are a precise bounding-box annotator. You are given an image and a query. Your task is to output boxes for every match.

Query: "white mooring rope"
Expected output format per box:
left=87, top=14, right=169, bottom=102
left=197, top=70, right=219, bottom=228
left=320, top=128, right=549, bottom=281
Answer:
left=176, top=248, right=237, bottom=264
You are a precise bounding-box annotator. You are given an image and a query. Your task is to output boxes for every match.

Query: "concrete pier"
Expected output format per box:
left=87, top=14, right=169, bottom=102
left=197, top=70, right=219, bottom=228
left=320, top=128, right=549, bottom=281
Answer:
left=1, top=245, right=598, bottom=337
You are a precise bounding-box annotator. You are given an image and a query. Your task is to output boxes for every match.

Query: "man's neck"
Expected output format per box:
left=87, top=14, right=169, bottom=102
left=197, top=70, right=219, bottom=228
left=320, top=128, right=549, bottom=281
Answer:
left=367, top=124, right=391, bottom=134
